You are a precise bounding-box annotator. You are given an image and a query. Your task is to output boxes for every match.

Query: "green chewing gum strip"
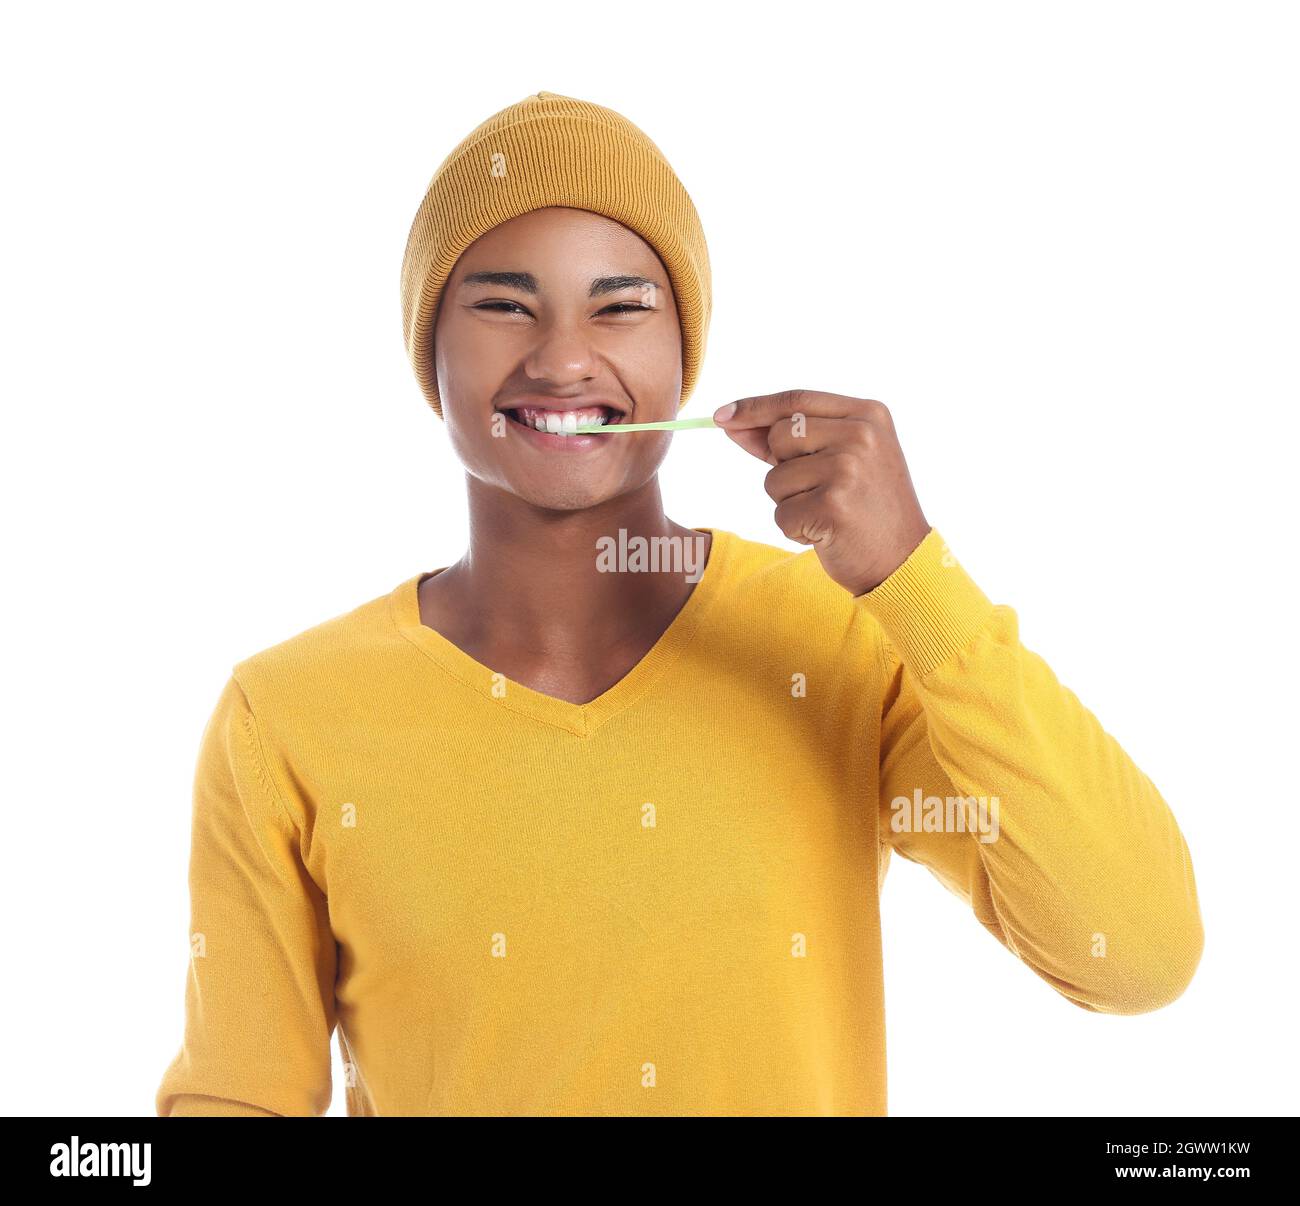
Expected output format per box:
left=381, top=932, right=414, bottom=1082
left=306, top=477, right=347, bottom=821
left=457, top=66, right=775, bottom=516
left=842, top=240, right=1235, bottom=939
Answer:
left=572, top=416, right=719, bottom=434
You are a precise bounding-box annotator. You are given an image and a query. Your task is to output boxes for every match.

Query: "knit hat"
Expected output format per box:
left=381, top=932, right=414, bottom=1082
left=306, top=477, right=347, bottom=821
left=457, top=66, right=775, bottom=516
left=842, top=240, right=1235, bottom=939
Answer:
left=400, top=91, right=711, bottom=419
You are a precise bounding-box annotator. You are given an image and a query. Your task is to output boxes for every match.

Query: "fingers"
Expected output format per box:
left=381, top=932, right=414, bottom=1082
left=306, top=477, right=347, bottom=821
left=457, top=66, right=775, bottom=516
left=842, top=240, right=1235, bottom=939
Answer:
left=772, top=485, right=837, bottom=547
left=714, top=392, right=887, bottom=465
left=762, top=448, right=846, bottom=504
left=718, top=423, right=779, bottom=465
left=766, top=414, right=866, bottom=461
left=713, top=389, right=864, bottom=431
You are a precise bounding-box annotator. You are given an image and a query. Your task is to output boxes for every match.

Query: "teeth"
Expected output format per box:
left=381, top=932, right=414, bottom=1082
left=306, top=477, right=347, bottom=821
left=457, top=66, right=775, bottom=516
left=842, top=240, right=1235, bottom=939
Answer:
left=518, top=408, right=610, bottom=434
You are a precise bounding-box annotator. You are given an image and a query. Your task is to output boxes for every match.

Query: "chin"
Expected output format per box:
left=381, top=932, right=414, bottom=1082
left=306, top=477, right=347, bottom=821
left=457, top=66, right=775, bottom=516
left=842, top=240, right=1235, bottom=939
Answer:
left=513, top=483, right=619, bottom=512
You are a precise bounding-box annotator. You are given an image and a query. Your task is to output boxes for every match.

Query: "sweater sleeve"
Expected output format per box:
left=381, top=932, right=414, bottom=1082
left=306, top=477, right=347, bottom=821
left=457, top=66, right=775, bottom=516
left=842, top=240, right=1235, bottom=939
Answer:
left=862, top=528, right=1203, bottom=1015
left=156, top=675, right=338, bottom=1116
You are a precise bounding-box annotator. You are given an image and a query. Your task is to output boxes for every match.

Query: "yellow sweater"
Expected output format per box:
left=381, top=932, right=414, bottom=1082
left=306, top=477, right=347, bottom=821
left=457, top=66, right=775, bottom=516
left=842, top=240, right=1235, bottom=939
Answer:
left=155, top=526, right=1203, bottom=1116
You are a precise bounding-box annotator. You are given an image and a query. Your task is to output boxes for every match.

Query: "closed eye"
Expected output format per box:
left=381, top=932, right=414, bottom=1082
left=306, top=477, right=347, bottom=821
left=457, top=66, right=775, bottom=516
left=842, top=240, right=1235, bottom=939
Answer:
left=471, top=301, right=655, bottom=316
left=473, top=300, right=530, bottom=314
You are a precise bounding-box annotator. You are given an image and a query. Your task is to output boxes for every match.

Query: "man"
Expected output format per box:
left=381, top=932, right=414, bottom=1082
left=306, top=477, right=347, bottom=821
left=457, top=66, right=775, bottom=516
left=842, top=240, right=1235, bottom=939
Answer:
left=156, top=91, right=1202, bottom=1117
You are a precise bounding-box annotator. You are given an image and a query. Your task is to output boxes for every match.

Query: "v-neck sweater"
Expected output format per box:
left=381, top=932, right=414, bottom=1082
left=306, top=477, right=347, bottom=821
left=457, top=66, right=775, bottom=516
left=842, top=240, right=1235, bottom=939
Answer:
left=155, top=526, right=1203, bottom=1116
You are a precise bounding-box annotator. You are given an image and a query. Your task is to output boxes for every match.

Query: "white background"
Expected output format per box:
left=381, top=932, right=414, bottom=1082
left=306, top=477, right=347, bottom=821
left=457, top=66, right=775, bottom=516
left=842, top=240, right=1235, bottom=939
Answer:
left=2, top=0, right=1295, bottom=1116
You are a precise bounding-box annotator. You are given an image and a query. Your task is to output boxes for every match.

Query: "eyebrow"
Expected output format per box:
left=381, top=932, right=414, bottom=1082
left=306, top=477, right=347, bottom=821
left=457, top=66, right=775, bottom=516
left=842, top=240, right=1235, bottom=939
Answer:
left=458, top=271, right=661, bottom=298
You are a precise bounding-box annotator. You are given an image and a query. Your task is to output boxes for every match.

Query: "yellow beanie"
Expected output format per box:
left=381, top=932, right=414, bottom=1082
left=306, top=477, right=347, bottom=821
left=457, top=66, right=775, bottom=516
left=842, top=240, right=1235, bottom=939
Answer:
left=400, top=91, right=712, bottom=419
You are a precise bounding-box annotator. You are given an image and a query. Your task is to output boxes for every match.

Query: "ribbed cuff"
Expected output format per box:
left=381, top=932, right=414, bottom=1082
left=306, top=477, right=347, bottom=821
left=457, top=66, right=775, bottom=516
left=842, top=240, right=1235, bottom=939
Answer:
left=854, top=528, right=995, bottom=678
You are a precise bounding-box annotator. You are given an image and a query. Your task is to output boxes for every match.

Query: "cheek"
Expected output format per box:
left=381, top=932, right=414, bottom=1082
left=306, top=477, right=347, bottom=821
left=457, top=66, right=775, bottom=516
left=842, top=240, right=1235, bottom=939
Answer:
left=434, top=309, right=511, bottom=392
left=614, top=346, right=683, bottom=419
left=441, top=409, right=498, bottom=475
left=434, top=327, right=482, bottom=396
left=634, top=322, right=682, bottom=371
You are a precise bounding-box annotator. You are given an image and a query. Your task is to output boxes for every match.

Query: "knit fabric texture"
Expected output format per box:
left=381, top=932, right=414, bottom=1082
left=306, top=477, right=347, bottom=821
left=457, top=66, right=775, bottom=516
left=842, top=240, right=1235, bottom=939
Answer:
left=400, top=91, right=712, bottom=418
left=155, top=528, right=1204, bottom=1115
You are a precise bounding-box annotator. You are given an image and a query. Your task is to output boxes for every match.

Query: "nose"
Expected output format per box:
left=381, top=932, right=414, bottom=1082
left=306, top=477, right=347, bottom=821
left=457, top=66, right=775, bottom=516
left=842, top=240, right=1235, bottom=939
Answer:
left=522, top=317, right=598, bottom=387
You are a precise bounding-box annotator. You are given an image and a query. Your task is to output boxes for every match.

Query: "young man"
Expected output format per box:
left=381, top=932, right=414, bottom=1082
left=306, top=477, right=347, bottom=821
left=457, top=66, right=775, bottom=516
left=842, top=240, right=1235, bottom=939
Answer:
left=156, top=92, right=1203, bottom=1116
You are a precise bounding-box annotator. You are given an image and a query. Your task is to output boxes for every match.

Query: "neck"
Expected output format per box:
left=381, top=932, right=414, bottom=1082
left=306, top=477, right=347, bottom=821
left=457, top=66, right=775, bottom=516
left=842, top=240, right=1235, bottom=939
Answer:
left=434, top=475, right=707, bottom=651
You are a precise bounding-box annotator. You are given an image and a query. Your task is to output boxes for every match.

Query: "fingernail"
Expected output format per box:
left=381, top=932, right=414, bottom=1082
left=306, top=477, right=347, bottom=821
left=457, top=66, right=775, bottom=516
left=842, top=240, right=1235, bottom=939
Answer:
left=713, top=402, right=736, bottom=422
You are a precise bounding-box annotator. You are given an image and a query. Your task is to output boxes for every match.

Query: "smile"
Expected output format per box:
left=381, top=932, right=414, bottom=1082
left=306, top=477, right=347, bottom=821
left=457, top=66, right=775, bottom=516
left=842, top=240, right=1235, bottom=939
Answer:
left=501, top=405, right=622, bottom=435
